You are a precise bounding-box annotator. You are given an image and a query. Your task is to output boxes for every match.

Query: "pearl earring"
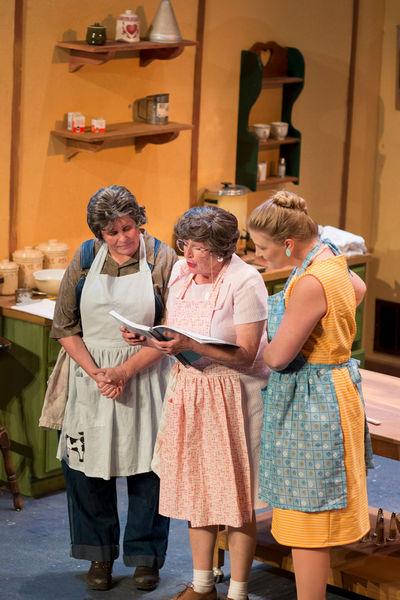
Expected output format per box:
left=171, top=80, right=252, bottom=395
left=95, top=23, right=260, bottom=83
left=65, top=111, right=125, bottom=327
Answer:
left=217, top=256, right=224, bottom=262
left=285, top=247, right=292, bottom=257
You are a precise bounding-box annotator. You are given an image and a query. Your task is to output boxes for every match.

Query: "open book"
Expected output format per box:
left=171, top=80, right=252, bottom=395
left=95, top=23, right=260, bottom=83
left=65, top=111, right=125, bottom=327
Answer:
left=109, top=309, right=238, bottom=367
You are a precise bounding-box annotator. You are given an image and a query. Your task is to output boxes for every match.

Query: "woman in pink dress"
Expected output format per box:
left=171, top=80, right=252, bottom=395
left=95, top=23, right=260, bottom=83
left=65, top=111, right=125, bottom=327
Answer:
left=98, top=206, right=269, bottom=600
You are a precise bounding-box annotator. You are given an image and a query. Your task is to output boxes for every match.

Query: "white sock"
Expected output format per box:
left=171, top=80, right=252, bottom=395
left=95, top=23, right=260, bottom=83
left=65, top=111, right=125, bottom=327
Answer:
left=192, top=569, right=215, bottom=593
left=227, top=578, right=248, bottom=600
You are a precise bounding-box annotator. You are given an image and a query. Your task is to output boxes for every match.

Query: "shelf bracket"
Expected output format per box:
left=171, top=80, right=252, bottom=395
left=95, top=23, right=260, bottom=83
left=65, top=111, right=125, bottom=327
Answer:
left=68, top=49, right=118, bottom=72
left=64, top=139, right=105, bottom=159
left=135, top=131, right=179, bottom=151
left=139, top=46, right=184, bottom=67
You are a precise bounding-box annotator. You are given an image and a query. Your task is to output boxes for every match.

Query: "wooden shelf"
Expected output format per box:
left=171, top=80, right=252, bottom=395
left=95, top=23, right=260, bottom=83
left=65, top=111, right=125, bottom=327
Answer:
left=262, top=76, right=304, bottom=89
left=51, top=121, right=193, bottom=158
left=256, top=175, right=298, bottom=189
left=56, top=39, right=197, bottom=72
left=236, top=43, right=304, bottom=191
left=258, top=136, right=300, bottom=150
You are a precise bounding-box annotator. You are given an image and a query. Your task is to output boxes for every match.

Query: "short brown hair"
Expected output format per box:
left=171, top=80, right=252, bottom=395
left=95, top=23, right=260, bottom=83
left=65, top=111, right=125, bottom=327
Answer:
left=87, top=185, right=147, bottom=239
left=174, top=206, right=239, bottom=258
left=248, top=190, right=318, bottom=242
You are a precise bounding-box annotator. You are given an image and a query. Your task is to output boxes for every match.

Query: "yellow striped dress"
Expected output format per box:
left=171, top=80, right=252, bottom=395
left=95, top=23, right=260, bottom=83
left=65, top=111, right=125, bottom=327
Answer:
left=271, top=255, right=370, bottom=547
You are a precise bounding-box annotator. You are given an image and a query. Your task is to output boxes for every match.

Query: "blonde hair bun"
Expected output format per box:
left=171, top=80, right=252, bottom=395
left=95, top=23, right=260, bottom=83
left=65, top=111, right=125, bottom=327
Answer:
left=272, top=191, right=308, bottom=214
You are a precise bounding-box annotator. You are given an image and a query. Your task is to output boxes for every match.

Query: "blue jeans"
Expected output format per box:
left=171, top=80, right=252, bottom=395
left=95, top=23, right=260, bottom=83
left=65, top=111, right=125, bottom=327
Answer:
left=62, top=461, right=170, bottom=567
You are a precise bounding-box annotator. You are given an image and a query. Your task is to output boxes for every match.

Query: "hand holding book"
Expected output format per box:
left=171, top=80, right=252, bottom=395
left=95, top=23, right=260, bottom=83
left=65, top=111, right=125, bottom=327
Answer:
left=109, top=310, right=238, bottom=367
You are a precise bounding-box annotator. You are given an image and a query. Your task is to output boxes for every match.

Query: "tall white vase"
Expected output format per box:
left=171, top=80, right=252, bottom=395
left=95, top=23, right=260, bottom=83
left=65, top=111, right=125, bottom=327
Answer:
left=149, top=0, right=182, bottom=43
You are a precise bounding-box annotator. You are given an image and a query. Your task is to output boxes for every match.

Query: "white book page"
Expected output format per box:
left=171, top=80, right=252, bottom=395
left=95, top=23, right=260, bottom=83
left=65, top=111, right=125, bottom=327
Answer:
left=155, top=325, right=238, bottom=346
left=109, top=310, right=153, bottom=336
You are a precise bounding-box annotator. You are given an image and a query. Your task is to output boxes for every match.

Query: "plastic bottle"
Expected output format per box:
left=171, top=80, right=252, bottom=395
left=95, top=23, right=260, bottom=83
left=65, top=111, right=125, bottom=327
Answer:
left=278, top=157, right=286, bottom=178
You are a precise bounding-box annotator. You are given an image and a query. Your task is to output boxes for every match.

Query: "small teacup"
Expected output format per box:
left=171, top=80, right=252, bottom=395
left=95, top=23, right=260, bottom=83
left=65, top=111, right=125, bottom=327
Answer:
left=270, top=121, right=289, bottom=140
left=252, top=123, right=271, bottom=141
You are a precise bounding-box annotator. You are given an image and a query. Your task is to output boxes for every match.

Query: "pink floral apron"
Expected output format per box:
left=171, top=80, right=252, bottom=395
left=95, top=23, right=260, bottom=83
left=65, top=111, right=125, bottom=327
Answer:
left=157, top=265, right=253, bottom=527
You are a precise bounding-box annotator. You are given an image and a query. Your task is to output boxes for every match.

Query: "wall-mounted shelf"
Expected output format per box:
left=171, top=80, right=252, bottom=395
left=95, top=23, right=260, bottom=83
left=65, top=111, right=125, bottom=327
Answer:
left=262, top=76, right=303, bottom=89
left=56, top=39, right=197, bottom=72
left=256, top=176, right=298, bottom=190
left=51, top=121, right=193, bottom=158
left=258, top=136, right=300, bottom=150
left=236, top=41, right=305, bottom=191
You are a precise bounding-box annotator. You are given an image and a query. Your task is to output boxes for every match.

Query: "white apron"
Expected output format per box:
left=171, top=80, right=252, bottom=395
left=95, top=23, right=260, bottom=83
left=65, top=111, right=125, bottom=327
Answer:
left=57, top=235, right=171, bottom=479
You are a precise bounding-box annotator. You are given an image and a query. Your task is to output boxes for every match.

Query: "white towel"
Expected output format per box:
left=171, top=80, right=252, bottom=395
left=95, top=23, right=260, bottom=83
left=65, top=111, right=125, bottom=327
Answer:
left=319, top=225, right=367, bottom=256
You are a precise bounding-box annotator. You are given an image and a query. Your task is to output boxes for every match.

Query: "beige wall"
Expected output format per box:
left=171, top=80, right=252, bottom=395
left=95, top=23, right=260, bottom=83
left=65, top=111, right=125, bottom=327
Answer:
left=1, top=0, right=353, bottom=259
left=0, top=1, right=14, bottom=260
left=360, top=0, right=400, bottom=368
left=199, top=0, right=353, bottom=226
left=2, top=0, right=398, bottom=366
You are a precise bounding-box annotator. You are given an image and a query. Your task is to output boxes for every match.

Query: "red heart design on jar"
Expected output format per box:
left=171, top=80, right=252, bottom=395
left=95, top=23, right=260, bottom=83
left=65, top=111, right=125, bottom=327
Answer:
left=126, top=24, right=138, bottom=35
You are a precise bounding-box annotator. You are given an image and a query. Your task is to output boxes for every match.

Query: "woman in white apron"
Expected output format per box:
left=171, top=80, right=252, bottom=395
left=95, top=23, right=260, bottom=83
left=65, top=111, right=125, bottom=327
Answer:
left=105, top=206, right=270, bottom=600
left=50, top=185, right=177, bottom=592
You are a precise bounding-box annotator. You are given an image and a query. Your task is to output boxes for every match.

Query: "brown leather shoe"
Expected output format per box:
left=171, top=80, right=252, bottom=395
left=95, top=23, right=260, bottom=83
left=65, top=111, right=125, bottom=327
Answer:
left=133, top=565, right=160, bottom=591
left=171, top=585, right=218, bottom=599
left=86, top=560, right=113, bottom=590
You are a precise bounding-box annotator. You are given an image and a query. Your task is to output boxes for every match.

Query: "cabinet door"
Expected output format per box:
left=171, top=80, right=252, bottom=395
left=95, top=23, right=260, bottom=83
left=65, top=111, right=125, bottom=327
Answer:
left=0, top=316, right=62, bottom=496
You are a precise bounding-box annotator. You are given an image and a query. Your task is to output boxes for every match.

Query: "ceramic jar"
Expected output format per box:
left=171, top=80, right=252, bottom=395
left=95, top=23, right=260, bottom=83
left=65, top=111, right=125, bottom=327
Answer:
left=86, top=23, right=107, bottom=46
left=115, top=10, right=140, bottom=43
left=36, top=239, right=69, bottom=269
left=0, top=260, right=19, bottom=296
left=12, top=246, right=44, bottom=288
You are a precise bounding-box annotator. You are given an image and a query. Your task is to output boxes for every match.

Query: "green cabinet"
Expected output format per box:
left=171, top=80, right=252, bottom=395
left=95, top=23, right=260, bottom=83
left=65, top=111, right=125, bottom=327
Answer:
left=236, top=41, right=304, bottom=191
left=263, top=261, right=367, bottom=366
left=0, top=310, right=64, bottom=496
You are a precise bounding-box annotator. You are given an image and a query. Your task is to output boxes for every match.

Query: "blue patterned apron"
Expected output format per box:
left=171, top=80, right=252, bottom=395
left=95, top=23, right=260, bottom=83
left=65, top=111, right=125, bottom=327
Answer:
left=259, top=240, right=373, bottom=512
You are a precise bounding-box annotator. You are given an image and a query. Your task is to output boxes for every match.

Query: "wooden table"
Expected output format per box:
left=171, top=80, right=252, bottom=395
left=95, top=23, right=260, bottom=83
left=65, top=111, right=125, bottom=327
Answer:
left=215, top=368, right=400, bottom=599
left=361, top=368, right=400, bottom=461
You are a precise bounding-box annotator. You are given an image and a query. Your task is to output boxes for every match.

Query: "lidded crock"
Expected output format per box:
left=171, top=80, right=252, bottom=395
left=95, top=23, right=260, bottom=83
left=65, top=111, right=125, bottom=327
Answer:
left=0, top=259, right=19, bottom=296
left=12, top=246, right=43, bottom=288
left=36, top=239, right=69, bottom=269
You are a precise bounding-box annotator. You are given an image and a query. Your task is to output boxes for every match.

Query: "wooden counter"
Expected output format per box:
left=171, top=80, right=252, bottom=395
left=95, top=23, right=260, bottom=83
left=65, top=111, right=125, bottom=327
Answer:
left=0, top=295, right=62, bottom=497
left=240, top=251, right=371, bottom=282
left=0, top=295, right=53, bottom=326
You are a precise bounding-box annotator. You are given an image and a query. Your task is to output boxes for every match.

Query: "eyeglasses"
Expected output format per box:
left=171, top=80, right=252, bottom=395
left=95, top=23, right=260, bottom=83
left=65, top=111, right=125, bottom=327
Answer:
left=176, top=239, right=212, bottom=256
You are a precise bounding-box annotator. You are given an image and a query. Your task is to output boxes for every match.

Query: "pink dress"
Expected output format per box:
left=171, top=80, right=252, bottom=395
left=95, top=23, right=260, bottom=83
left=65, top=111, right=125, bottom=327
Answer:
left=155, top=255, right=269, bottom=527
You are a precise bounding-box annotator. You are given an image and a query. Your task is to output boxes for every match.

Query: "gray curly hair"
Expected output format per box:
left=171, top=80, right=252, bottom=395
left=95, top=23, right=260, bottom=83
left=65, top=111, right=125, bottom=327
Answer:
left=174, top=206, right=239, bottom=258
left=87, top=185, right=147, bottom=239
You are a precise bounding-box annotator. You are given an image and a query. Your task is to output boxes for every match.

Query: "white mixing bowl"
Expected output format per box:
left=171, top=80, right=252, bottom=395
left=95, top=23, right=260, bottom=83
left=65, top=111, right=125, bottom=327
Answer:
left=33, top=269, right=65, bottom=295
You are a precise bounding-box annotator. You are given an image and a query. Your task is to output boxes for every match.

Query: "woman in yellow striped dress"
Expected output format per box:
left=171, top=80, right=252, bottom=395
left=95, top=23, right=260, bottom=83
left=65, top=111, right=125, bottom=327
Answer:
left=248, top=191, right=373, bottom=600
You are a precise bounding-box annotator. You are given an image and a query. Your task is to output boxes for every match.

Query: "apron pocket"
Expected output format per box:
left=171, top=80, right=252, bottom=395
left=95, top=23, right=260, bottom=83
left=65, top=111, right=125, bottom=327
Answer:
left=75, top=373, right=105, bottom=427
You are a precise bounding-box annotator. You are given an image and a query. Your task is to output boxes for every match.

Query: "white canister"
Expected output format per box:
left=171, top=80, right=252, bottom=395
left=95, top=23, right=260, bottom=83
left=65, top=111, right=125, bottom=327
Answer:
left=257, top=161, right=267, bottom=181
left=0, top=260, right=19, bottom=296
left=12, top=246, right=44, bottom=288
left=36, top=239, right=69, bottom=269
left=115, top=10, right=140, bottom=43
